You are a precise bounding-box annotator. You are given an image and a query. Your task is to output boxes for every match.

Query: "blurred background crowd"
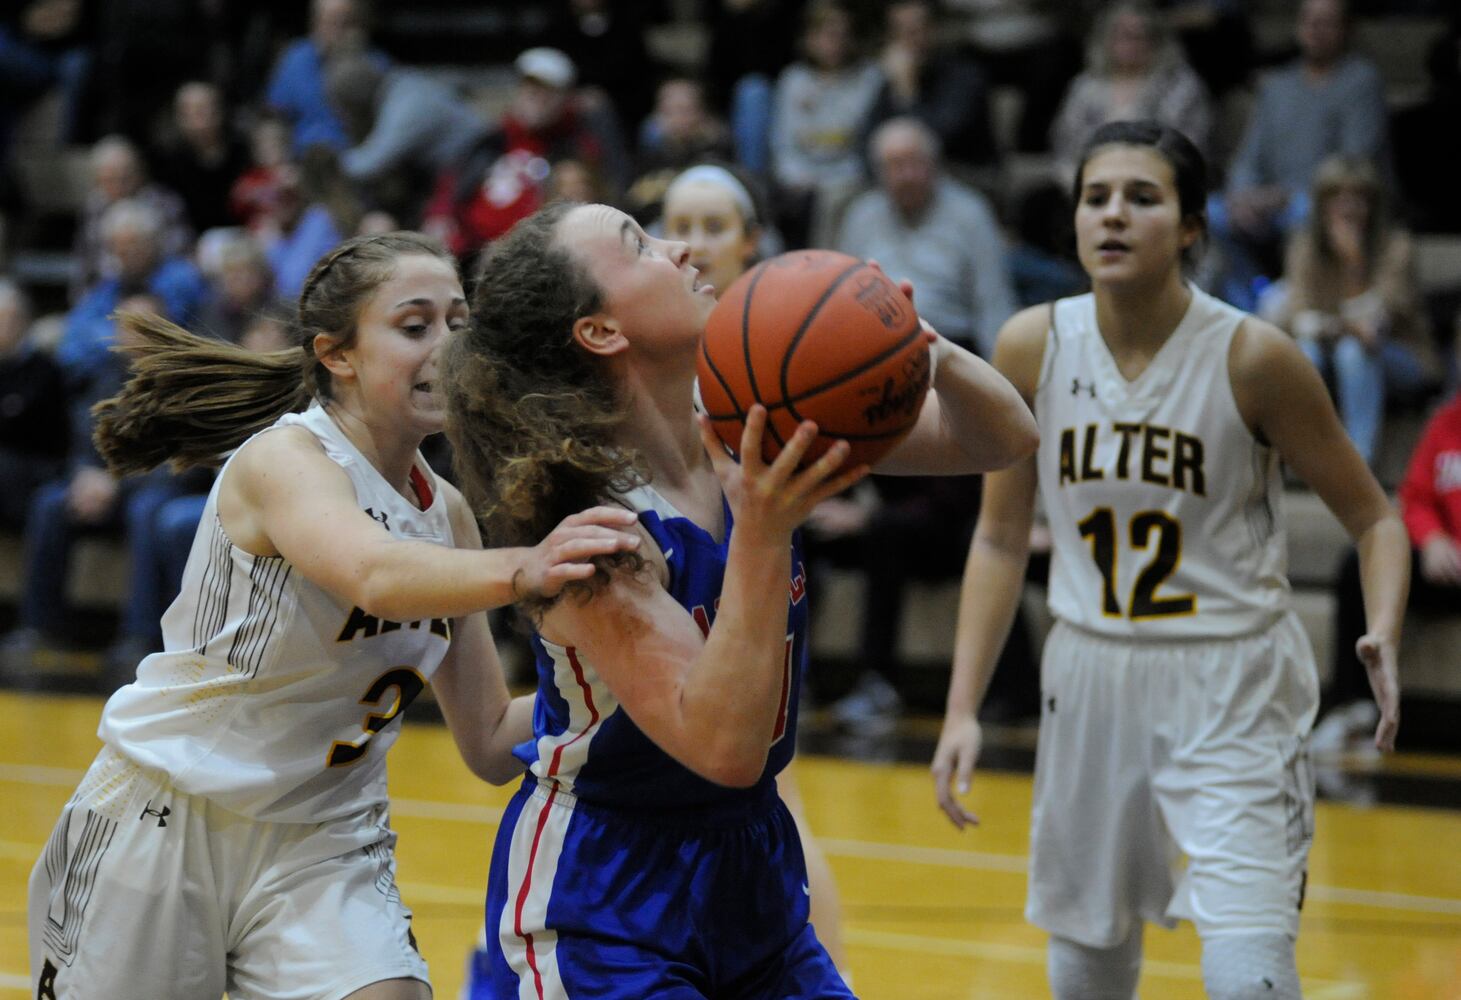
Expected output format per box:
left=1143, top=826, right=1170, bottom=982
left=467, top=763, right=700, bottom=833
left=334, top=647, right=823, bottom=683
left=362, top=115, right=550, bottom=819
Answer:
left=1, top=0, right=1458, bottom=754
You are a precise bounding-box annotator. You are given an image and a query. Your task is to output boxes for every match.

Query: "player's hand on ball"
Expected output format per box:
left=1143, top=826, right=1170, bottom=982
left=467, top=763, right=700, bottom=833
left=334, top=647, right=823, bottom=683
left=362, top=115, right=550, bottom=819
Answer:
left=516, top=506, right=642, bottom=600
left=1355, top=633, right=1400, bottom=752
left=932, top=713, right=982, bottom=830
left=698, top=405, right=869, bottom=544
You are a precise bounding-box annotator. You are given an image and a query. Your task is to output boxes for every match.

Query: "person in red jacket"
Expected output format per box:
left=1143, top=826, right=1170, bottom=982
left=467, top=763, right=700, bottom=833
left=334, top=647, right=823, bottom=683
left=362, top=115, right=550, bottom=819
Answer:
left=1314, top=332, right=1461, bottom=753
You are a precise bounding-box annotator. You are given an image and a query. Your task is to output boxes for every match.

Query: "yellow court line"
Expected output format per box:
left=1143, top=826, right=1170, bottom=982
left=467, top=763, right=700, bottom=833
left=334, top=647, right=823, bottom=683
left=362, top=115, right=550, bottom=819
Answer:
left=820, top=836, right=1029, bottom=874
left=5, top=765, right=1461, bottom=919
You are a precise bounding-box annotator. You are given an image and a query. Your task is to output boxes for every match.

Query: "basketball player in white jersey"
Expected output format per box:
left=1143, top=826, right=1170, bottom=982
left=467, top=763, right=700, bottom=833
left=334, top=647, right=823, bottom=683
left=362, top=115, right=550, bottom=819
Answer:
left=27, top=232, right=641, bottom=1000
left=931, top=122, right=1408, bottom=999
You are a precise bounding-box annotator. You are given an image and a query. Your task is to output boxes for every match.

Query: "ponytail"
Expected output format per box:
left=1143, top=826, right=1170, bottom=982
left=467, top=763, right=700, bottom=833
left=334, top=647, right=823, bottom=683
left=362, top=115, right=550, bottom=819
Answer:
left=93, top=311, right=309, bottom=474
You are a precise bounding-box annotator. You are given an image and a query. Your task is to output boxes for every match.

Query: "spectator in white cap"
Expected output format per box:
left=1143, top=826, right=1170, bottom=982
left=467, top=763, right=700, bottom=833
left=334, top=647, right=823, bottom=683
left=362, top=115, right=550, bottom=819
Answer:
left=517, top=46, right=577, bottom=92
left=421, top=46, right=630, bottom=259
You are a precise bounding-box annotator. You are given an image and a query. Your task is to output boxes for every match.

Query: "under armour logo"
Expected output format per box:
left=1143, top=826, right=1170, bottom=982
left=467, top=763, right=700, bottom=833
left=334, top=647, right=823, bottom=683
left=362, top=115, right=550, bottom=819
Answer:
left=37, top=958, right=58, bottom=1000
left=1071, top=378, right=1096, bottom=398
left=139, top=801, right=171, bottom=827
left=365, top=507, right=390, bottom=529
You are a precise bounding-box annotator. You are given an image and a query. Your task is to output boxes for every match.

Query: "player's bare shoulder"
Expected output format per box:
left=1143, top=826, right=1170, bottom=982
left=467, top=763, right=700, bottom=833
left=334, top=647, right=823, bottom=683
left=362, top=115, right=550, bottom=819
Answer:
left=219, top=425, right=334, bottom=556
left=992, top=304, right=1054, bottom=402
left=1227, top=315, right=1317, bottom=436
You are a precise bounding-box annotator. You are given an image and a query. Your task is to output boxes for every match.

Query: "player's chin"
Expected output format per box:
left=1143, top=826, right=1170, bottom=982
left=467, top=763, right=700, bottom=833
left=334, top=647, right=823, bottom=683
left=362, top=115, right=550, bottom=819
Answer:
left=409, top=400, right=447, bottom=435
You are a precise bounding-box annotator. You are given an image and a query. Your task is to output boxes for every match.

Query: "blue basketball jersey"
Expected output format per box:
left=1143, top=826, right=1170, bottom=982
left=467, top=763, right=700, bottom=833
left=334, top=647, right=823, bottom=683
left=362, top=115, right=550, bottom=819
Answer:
left=511, top=482, right=810, bottom=808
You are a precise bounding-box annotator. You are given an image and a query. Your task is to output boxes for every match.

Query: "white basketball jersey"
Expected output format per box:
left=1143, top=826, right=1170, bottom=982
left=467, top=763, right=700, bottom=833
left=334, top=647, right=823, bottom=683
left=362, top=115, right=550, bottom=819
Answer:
left=1036, top=287, right=1289, bottom=639
left=98, top=404, right=456, bottom=822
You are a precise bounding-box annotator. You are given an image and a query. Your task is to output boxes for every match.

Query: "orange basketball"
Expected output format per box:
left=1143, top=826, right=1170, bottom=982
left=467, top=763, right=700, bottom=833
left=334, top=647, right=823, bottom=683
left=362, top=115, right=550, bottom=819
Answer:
left=697, top=250, right=930, bottom=468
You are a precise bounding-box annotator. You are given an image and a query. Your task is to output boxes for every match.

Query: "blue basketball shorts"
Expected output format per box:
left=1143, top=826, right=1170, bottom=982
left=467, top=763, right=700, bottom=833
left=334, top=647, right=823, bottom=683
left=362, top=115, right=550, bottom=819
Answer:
left=482, top=775, right=854, bottom=999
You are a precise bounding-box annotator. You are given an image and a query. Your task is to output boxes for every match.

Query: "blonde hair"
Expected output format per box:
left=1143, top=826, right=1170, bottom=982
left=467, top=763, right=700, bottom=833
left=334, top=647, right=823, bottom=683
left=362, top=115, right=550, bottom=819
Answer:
left=1307, top=156, right=1388, bottom=268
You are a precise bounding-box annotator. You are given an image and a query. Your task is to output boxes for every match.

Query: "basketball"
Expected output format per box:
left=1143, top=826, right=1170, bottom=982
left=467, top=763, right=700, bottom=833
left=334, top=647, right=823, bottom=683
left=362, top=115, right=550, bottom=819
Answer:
left=696, top=250, right=931, bottom=468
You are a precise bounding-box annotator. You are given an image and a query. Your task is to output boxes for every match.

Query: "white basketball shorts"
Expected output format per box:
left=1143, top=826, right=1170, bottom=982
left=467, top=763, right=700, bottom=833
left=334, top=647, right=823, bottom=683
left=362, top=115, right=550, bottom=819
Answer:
left=28, top=745, right=428, bottom=999
left=1027, top=613, right=1319, bottom=948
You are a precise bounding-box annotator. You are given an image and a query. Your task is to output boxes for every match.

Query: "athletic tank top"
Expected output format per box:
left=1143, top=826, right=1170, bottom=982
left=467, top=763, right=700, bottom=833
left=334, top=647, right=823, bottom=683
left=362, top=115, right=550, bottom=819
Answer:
left=513, top=483, right=809, bottom=809
left=98, top=404, right=456, bottom=822
left=1036, top=287, right=1289, bottom=639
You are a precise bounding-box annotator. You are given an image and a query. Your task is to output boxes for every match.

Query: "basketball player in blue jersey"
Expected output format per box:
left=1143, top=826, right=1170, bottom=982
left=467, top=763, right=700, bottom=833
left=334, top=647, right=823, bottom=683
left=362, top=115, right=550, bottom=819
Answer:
left=932, top=122, right=1409, bottom=1000
left=27, top=232, right=642, bottom=1000
left=442, top=201, right=1039, bottom=998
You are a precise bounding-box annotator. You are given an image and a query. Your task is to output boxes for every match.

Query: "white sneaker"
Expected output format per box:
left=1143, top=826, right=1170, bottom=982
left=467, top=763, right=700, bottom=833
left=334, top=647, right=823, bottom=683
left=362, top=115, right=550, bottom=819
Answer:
left=828, top=672, right=903, bottom=736
left=1311, top=701, right=1381, bottom=758
left=1310, top=709, right=1351, bottom=756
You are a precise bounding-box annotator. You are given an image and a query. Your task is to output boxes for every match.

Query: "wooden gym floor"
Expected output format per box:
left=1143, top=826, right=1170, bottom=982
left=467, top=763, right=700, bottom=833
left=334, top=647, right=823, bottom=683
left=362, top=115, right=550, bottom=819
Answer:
left=2, top=689, right=1459, bottom=999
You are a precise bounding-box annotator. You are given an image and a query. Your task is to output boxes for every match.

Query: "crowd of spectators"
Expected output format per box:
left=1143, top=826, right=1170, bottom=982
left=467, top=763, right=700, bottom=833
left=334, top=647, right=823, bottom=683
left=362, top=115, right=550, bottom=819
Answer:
left=0, top=0, right=1458, bottom=736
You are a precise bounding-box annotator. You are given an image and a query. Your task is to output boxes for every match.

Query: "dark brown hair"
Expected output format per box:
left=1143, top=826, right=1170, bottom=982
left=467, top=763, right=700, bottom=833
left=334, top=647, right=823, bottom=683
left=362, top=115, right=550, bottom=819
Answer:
left=1073, top=119, right=1208, bottom=270
left=443, top=202, right=644, bottom=609
left=95, top=231, right=454, bottom=474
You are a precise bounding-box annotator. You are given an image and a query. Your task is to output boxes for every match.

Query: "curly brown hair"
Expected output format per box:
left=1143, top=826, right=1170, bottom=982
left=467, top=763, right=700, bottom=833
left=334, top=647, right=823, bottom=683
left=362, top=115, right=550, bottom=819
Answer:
left=94, top=231, right=454, bottom=474
left=443, top=203, right=645, bottom=607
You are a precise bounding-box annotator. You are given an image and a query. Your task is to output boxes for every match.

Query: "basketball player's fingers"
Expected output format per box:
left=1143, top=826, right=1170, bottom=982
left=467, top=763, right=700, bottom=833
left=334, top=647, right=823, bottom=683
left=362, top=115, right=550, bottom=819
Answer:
left=930, top=764, right=960, bottom=827
left=1357, top=636, right=1401, bottom=751
left=737, top=405, right=773, bottom=474
left=766, top=419, right=821, bottom=483
left=557, top=505, right=641, bottom=529
left=550, top=533, right=640, bottom=563
left=789, top=437, right=851, bottom=489
left=1374, top=711, right=1399, bottom=753
left=551, top=561, right=599, bottom=580
left=934, top=775, right=977, bottom=829
left=802, top=463, right=871, bottom=510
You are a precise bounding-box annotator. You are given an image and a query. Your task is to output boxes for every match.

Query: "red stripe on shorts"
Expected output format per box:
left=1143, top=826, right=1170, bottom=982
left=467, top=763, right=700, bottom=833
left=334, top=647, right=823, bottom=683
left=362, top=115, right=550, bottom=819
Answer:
left=513, top=781, right=560, bottom=1000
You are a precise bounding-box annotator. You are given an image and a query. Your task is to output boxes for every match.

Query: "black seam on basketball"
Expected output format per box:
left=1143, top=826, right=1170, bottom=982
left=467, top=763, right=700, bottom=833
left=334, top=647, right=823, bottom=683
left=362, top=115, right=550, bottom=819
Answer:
left=737, top=263, right=786, bottom=450
left=783, top=319, right=925, bottom=422
left=777, top=260, right=871, bottom=420
left=698, top=341, right=744, bottom=423
left=740, top=263, right=771, bottom=407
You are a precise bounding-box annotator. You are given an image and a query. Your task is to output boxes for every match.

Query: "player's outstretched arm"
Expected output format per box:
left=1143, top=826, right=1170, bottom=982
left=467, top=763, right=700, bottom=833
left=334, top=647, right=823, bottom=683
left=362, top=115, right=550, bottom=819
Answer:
left=874, top=314, right=1039, bottom=476
left=933, top=308, right=1046, bottom=827
left=1231, top=318, right=1408, bottom=751
left=538, top=407, right=868, bottom=788
left=219, top=428, right=641, bottom=622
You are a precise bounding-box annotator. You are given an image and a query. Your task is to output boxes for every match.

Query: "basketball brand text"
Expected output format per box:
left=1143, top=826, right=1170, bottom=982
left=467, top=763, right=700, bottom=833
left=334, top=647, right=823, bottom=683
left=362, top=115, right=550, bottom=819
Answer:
left=860, top=350, right=931, bottom=427
left=851, top=275, right=911, bottom=330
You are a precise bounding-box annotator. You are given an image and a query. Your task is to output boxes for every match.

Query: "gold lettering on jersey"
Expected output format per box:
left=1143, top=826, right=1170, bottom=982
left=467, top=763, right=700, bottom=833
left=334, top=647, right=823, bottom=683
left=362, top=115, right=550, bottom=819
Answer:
left=1141, top=426, right=1171, bottom=486
left=1080, top=424, right=1104, bottom=480
left=1058, top=428, right=1077, bottom=485
left=1113, top=422, right=1141, bottom=479
left=336, top=606, right=452, bottom=643
left=1058, top=423, right=1206, bottom=497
